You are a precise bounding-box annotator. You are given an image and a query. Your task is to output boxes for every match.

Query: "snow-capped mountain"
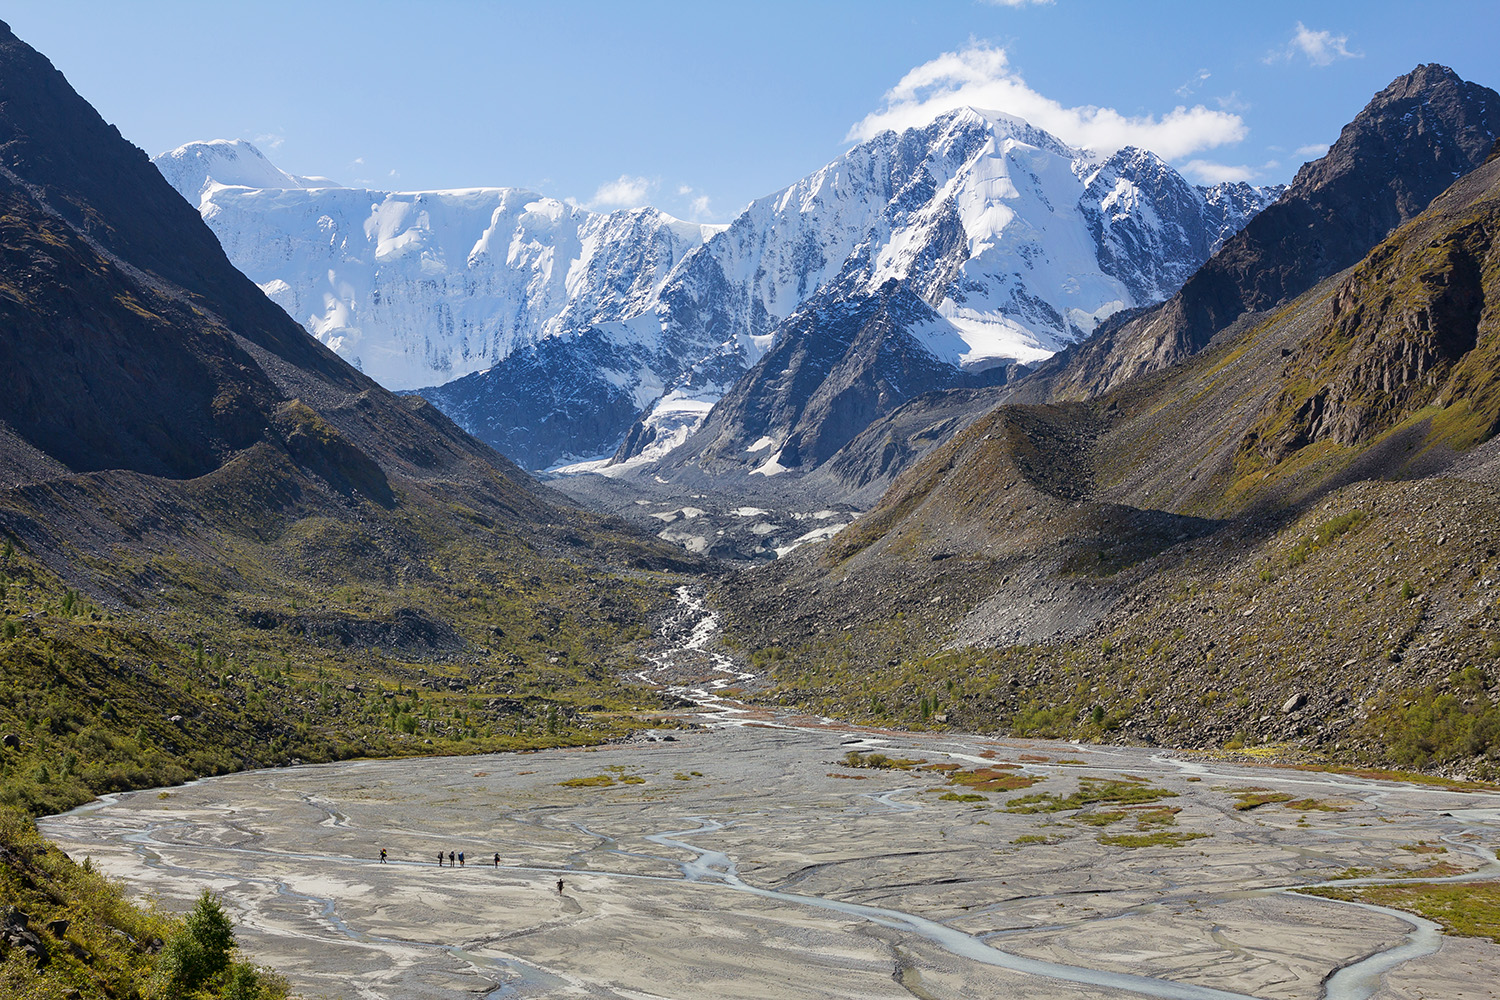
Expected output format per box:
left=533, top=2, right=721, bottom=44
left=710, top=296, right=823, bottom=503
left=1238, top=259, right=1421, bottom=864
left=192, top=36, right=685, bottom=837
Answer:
left=154, top=139, right=338, bottom=205
left=157, top=112, right=1280, bottom=470
left=153, top=139, right=721, bottom=391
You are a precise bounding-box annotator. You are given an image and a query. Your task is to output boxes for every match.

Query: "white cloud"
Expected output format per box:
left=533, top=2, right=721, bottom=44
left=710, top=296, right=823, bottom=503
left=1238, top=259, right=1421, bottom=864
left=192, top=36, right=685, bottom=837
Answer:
left=253, top=132, right=285, bottom=150
left=589, top=174, right=654, bottom=209
left=1295, top=142, right=1331, bottom=158
left=1181, top=160, right=1257, bottom=184
left=1268, top=22, right=1362, bottom=67
left=847, top=42, right=1246, bottom=159
left=677, top=184, right=694, bottom=196
left=691, top=194, right=712, bottom=217
left=352, top=156, right=365, bottom=166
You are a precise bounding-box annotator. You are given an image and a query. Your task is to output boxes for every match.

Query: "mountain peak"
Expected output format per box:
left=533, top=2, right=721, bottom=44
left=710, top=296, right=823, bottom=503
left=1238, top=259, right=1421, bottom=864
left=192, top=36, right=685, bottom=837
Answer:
left=1381, top=61, right=1466, bottom=99
left=154, top=139, right=340, bottom=208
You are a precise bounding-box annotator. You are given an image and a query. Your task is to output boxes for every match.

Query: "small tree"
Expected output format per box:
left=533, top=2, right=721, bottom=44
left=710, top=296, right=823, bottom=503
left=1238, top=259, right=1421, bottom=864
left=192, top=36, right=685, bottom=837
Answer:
left=147, top=891, right=234, bottom=999
left=146, top=891, right=288, bottom=1000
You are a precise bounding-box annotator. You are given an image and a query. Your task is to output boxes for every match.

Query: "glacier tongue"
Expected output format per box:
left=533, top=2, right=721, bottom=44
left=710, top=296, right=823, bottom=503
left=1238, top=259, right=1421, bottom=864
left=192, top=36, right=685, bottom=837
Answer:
left=155, top=110, right=1280, bottom=469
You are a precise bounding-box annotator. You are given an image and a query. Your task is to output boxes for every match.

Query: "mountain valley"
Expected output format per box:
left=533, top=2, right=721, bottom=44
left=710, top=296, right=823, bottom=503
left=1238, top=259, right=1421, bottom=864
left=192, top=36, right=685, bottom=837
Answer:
left=3, top=12, right=1500, bottom=1000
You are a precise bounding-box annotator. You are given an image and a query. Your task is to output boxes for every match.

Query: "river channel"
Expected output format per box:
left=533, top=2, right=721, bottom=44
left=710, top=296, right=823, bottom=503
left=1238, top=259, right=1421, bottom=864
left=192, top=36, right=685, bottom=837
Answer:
left=39, top=587, right=1500, bottom=999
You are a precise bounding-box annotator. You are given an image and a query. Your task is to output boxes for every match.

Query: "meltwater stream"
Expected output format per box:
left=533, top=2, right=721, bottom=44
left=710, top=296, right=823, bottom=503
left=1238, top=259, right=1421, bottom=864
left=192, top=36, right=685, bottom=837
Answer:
left=638, top=820, right=1261, bottom=1000
left=627, top=585, right=1499, bottom=1000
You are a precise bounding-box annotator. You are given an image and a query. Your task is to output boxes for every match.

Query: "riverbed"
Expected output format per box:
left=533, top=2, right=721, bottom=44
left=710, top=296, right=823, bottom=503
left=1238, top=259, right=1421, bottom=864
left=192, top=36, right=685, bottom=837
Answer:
left=38, top=590, right=1500, bottom=999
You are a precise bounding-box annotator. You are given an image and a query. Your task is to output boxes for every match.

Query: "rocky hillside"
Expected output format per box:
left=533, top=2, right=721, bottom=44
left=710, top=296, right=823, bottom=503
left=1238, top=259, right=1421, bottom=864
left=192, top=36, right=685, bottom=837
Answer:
left=0, top=20, right=697, bottom=821
left=654, top=282, right=1022, bottom=479
left=1030, top=64, right=1500, bottom=402
left=718, top=153, right=1500, bottom=774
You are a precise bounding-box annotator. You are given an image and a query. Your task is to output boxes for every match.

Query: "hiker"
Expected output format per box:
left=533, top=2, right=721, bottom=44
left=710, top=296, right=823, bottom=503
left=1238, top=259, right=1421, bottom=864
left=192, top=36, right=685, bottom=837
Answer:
left=493, top=853, right=500, bottom=867
left=556, top=877, right=564, bottom=894
left=458, top=851, right=465, bottom=867
left=448, top=850, right=455, bottom=866
left=437, top=851, right=444, bottom=866
left=379, top=848, right=387, bottom=864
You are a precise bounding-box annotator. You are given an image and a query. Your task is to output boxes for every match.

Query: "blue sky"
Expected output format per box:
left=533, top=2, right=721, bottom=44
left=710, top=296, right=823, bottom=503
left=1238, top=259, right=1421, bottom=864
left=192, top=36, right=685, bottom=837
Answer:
left=6, top=1, right=1497, bottom=222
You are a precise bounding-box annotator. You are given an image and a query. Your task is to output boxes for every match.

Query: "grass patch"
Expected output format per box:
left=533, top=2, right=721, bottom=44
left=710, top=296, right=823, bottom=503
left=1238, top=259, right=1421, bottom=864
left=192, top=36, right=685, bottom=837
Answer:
left=559, top=775, right=614, bottom=788
left=1007, top=778, right=1176, bottom=814
left=938, top=792, right=986, bottom=803
left=1285, top=798, right=1349, bottom=812
left=1230, top=788, right=1297, bottom=810
left=1012, top=834, right=1063, bottom=845
left=1099, top=831, right=1209, bottom=849
left=841, top=751, right=927, bottom=770
left=1075, top=810, right=1127, bottom=827
left=1299, top=881, right=1500, bottom=943
left=947, top=767, right=1041, bottom=792
left=1131, top=806, right=1181, bottom=828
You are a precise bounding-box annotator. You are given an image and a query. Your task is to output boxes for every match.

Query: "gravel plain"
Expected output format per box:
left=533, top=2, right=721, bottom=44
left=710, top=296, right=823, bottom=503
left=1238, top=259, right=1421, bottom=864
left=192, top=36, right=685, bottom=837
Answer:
left=39, top=715, right=1500, bottom=1000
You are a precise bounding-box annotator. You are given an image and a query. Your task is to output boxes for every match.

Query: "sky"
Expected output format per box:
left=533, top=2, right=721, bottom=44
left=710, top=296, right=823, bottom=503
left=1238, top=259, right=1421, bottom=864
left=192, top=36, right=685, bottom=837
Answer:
left=5, top=1, right=1498, bottom=223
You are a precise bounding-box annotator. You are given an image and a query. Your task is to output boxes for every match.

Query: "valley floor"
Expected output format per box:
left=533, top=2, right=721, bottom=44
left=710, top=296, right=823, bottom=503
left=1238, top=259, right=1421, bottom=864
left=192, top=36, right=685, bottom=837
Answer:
left=37, top=714, right=1500, bottom=999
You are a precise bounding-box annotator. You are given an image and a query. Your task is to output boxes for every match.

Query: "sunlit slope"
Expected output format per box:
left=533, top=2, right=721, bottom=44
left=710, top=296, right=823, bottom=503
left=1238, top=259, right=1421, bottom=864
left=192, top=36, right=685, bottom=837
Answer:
left=720, top=156, right=1500, bottom=772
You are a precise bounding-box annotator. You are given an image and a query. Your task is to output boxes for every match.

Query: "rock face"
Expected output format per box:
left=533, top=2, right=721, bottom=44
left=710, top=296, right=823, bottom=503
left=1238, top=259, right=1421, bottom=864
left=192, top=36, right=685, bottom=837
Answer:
left=1037, top=64, right=1500, bottom=400
left=161, top=110, right=1277, bottom=470
left=657, top=281, right=1021, bottom=478
left=1239, top=152, right=1500, bottom=467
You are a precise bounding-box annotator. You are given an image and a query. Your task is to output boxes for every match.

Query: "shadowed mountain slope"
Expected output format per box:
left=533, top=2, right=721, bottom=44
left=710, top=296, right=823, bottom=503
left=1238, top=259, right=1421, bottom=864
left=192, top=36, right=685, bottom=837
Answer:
left=0, top=20, right=697, bottom=820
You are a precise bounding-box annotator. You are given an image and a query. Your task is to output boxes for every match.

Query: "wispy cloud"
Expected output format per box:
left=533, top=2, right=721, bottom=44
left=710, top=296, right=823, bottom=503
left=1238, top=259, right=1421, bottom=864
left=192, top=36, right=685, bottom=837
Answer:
left=253, top=132, right=286, bottom=150
left=1215, top=91, right=1250, bottom=113
left=1176, top=68, right=1211, bottom=98
left=1181, top=160, right=1257, bottom=185
left=1295, top=142, right=1331, bottom=158
left=590, top=174, right=655, bottom=209
left=848, top=42, right=1246, bottom=160
left=1267, top=22, right=1362, bottom=67
left=674, top=185, right=715, bottom=221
